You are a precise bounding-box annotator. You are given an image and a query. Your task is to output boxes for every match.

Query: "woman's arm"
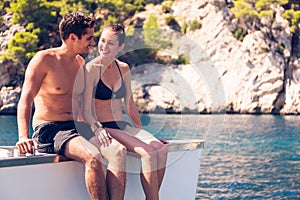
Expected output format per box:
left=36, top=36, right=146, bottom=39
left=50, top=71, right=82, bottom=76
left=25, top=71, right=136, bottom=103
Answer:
left=122, top=63, right=143, bottom=128
left=82, top=60, right=112, bottom=147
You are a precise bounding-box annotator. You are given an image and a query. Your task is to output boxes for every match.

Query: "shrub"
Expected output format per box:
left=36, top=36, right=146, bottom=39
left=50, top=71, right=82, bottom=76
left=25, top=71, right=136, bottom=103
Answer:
left=189, top=19, right=202, bottom=31
left=275, top=43, right=285, bottom=55
left=164, top=14, right=180, bottom=31
left=1, top=30, right=39, bottom=64
left=232, top=27, right=247, bottom=41
left=143, top=13, right=161, bottom=48
left=162, top=0, right=173, bottom=13
left=283, top=9, right=300, bottom=33
left=172, top=54, right=189, bottom=65
left=179, top=19, right=188, bottom=34
left=165, top=15, right=176, bottom=26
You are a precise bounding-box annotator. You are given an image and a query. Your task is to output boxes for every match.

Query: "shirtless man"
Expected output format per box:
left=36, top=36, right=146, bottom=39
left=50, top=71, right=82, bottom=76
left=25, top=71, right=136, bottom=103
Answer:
left=16, top=12, right=126, bottom=200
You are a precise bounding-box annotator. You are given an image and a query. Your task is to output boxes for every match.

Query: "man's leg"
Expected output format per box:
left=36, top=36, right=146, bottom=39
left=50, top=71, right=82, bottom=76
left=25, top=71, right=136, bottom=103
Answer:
left=90, top=137, right=127, bottom=200
left=64, top=136, right=108, bottom=200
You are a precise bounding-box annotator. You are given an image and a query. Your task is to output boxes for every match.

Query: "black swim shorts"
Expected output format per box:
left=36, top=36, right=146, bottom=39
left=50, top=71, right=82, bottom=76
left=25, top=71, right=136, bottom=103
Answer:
left=32, top=121, right=93, bottom=155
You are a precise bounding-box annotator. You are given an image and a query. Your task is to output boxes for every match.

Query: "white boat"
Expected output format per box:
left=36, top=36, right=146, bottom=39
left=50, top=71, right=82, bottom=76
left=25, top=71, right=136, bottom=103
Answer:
left=0, top=139, right=204, bottom=200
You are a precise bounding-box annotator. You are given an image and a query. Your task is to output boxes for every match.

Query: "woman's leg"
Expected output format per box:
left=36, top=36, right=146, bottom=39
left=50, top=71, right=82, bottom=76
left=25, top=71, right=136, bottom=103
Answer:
left=89, top=137, right=127, bottom=200
left=124, top=126, right=168, bottom=189
left=107, top=127, right=167, bottom=200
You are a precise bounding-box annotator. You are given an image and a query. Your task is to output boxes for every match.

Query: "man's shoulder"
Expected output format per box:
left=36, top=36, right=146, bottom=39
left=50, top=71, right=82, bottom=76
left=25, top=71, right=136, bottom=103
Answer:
left=32, top=48, right=58, bottom=63
left=26, top=49, right=58, bottom=71
left=37, top=48, right=58, bottom=56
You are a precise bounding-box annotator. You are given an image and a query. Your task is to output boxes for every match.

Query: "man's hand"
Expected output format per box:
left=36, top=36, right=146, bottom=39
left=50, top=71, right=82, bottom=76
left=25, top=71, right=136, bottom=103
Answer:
left=16, top=138, right=38, bottom=155
left=95, top=128, right=112, bottom=147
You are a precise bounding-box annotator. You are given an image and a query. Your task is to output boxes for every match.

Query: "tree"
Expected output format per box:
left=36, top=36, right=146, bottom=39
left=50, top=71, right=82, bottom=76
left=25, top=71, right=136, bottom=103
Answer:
left=58, top=0, right=97, bottom=16
left=2, top=29, right=40, bottom=64
left=1, top=0, right=169, bottom=65
left=283, top=8, right=300, bottom=57
left=143, top=13, right=171, bottom=49
left=231, top=0, right=299, bottom=56
left=231, top=0, right=290, bottom=29
left=283, top=9, right=300, bottom=33
left=97, top=0, right=146, bottom=22
left=8, top=0, right=60, bottom=48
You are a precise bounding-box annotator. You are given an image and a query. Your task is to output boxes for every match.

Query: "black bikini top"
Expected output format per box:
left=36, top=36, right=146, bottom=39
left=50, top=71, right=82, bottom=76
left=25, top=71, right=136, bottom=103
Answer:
left=93, top=60, right=126, bottom=100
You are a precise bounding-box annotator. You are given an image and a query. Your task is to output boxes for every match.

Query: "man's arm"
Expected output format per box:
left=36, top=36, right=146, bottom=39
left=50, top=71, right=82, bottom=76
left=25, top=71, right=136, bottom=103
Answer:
left=16, top=51, right=48, bottom=154
left=82, top=62, right=98, bottom=125
left=73, top=56, right=86, bottom=122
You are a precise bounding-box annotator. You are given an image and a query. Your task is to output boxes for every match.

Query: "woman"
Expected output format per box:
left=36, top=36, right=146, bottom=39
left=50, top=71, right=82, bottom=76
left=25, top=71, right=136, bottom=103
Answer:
left=83, top=24, right=168, bottom=200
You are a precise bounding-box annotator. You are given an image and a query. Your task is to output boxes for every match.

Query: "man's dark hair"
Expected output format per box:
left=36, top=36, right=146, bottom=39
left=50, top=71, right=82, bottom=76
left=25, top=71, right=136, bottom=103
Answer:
left=103, top=24, right=125, bottom=46
left=59, top=12, right=95, bottom=40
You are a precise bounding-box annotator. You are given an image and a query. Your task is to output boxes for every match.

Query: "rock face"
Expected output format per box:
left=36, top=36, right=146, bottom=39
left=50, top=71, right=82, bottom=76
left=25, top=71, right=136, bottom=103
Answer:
left=0, top=13, right=25, bottom=87
left=0, top=0, right=299, bottom=115
left=0, top=86, right=21, bottom=114
left=128, top=0, right=300, bottom=114
left=0, top=13, right=25, bottom=114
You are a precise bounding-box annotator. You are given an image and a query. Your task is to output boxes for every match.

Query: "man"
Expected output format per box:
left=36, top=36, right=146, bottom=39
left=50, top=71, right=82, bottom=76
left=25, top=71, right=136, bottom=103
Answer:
left=16, top=12, right=126, bottom=200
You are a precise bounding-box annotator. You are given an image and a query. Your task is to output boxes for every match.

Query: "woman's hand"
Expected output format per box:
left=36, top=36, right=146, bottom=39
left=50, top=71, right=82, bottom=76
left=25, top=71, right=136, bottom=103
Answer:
left=95, top=128, right=112, bottom=147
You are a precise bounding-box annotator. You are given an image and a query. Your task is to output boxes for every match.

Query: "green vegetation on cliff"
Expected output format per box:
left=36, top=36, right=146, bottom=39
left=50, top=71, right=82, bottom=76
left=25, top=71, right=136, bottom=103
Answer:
left=0, top=0, right=156, bottom=64
left=1, top=0, right=299, bottom=65
left=230, top=0, right=300, bottom=56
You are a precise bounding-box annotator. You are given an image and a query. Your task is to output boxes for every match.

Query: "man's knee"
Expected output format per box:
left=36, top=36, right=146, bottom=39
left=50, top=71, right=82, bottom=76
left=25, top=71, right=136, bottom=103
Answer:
left=85, top=151, right=104, bottom=169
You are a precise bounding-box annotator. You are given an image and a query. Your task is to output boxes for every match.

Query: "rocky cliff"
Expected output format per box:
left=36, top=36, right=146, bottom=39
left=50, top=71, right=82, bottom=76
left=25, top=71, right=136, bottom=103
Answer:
left=128, top=0, right=300, bottom=114
left=0, top=12, right=25, bottom=114
left=0, top=0, right=299, bottom=115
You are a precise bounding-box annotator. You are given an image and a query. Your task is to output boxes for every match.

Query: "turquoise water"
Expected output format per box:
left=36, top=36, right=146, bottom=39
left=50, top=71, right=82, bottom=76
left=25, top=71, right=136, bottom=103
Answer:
left=1, top=114, right=299, bottom=199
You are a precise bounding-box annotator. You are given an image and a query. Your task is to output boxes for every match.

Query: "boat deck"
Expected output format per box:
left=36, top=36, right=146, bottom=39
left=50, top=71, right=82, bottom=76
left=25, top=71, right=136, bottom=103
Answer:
left=0, top=139, right=204, bottom=168
left=0, top=139, right=204, bottom=200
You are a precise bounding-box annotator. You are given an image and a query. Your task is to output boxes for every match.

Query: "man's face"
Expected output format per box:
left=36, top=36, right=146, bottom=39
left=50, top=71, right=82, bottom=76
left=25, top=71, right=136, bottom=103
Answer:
left=77, top=28, right=95, bottom=55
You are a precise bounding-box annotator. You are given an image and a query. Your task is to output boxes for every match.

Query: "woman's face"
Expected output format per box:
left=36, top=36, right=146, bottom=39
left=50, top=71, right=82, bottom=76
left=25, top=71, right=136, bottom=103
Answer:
left=98, top=28, right=123, bottom=59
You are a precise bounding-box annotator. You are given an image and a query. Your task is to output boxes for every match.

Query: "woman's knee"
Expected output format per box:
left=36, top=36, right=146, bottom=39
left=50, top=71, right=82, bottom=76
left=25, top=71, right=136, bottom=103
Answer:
left=157, top=143, right=168, bottom=156
left=157, top=144, right=168, bottom=167
left=103, top=142, right=127, bottom=163
left=140, top=145, right=158, bottom=161
left=103, top=142, right=127, bottom=171
left=149, top=141, right=168, bottom=157
left=113, top=142, right=127, bottom=157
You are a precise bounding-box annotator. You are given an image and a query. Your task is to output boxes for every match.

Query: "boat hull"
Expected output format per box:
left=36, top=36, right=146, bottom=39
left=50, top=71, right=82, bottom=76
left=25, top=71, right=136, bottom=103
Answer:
left=0, top=140, right=203, bottom=200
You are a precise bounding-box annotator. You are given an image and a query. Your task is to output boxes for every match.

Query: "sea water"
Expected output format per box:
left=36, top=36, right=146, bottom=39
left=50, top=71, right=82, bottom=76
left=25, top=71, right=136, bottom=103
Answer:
left=0, top=114, right=299, bottom=199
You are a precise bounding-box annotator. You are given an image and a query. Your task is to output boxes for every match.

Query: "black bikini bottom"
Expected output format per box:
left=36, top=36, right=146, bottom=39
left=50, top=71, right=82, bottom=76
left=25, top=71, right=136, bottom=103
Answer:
left=101, top=121, right=131, bottom=130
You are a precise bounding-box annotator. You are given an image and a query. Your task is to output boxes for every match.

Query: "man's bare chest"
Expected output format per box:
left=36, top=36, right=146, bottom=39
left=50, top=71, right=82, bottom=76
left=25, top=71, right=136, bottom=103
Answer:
left=42, top=65, right=84, bottom=96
